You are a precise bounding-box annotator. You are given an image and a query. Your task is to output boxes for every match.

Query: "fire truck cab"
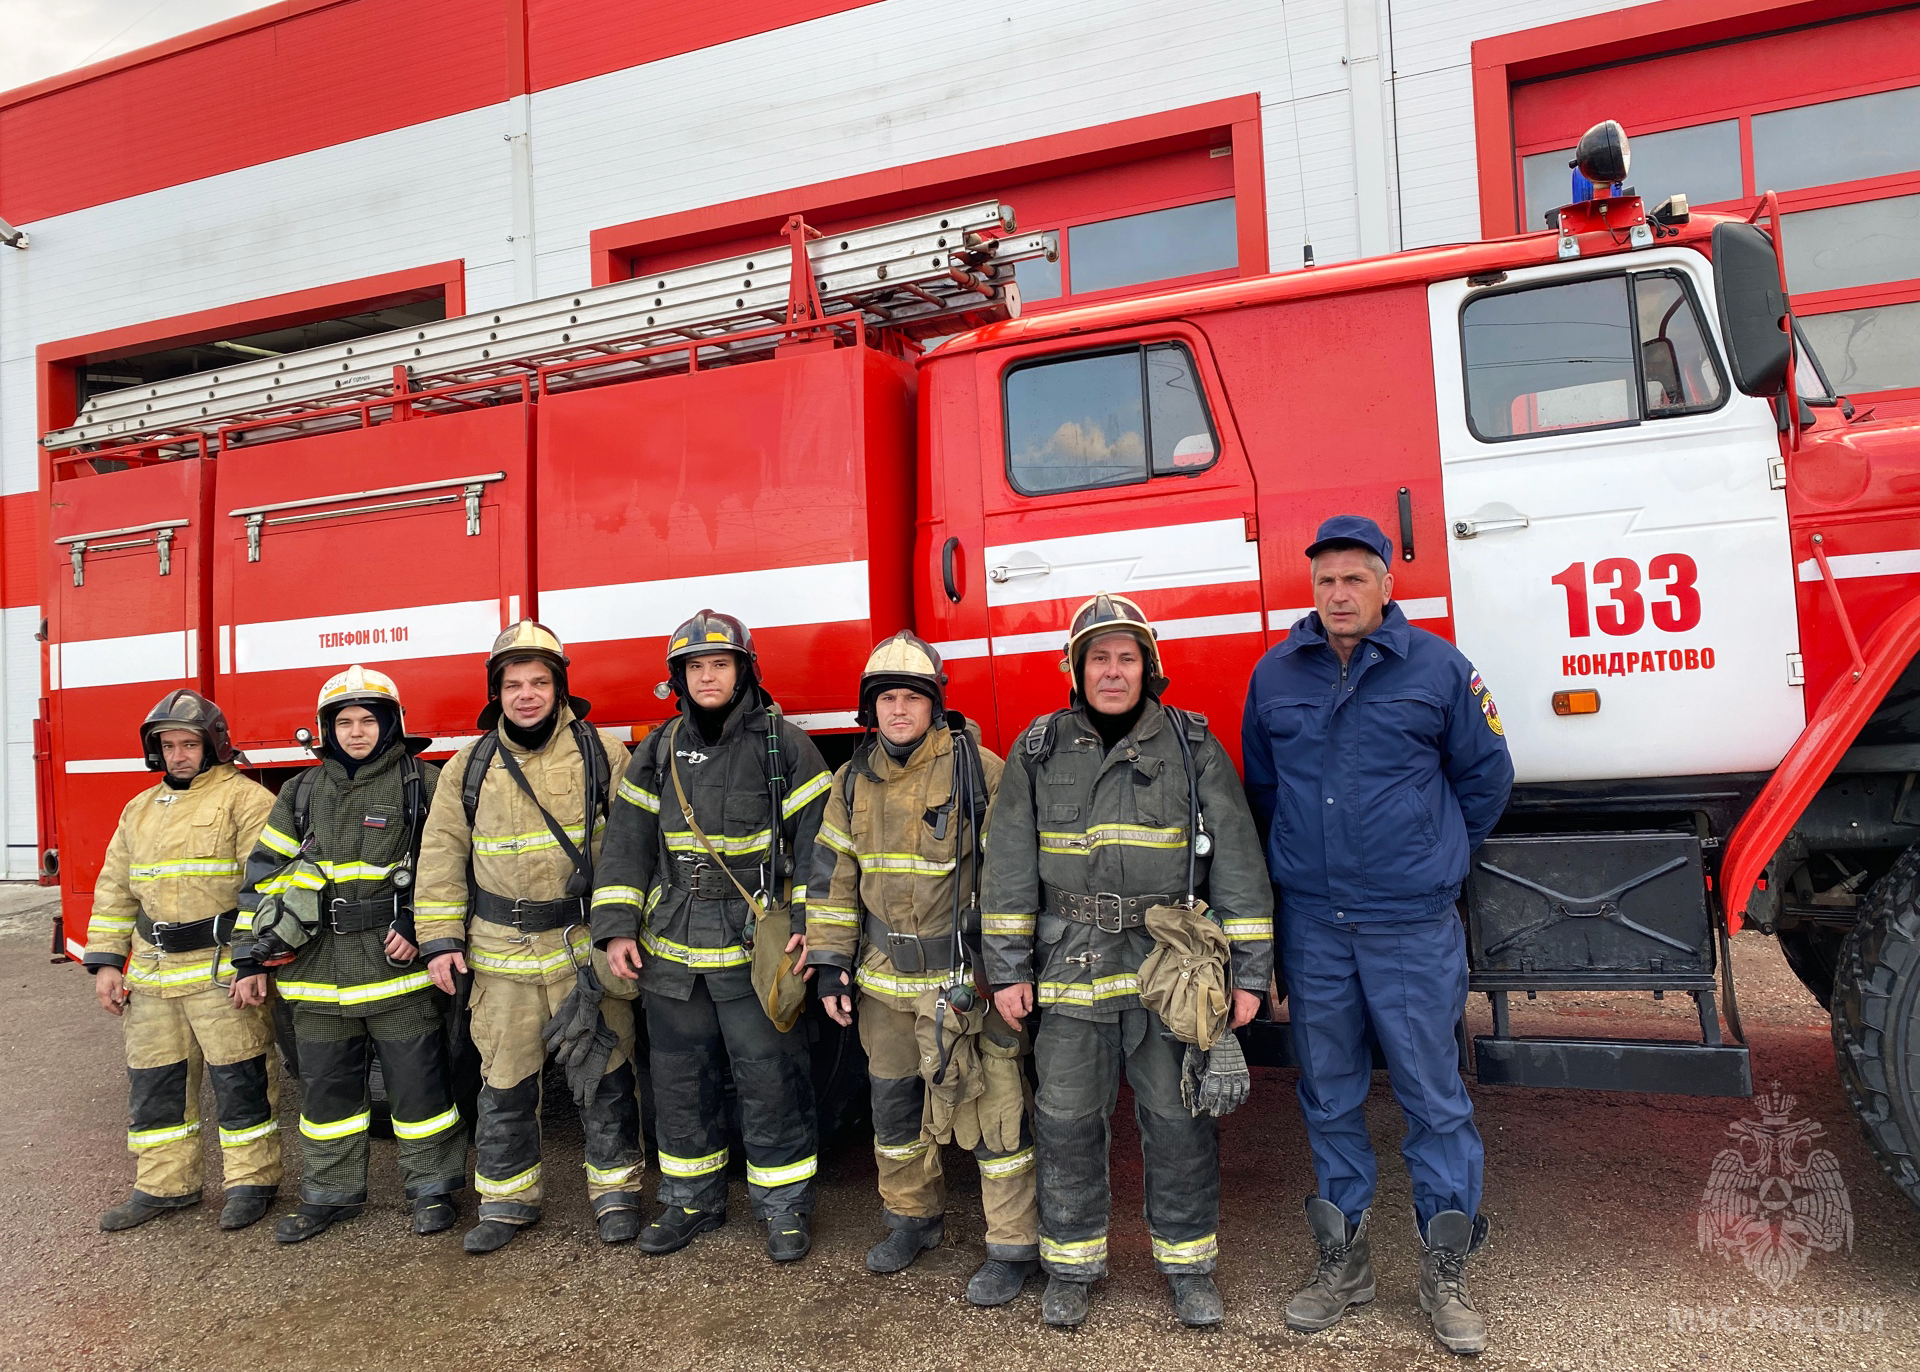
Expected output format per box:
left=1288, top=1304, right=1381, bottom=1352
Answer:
left=38, top=126, right=1920, bottom=1211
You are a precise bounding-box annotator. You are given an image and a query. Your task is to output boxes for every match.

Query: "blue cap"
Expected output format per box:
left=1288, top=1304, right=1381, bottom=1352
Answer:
left=1305, top=515, right=1394, bottom=565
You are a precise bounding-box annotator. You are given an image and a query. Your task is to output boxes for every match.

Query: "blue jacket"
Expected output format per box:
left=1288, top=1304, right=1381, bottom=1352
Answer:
left=1241, top=602, right=1514, bottom=923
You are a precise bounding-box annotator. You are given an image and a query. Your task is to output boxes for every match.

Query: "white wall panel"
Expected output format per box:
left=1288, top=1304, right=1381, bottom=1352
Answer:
left=3, top=607, right=40, bottom=870
left=1390, top=68, right=1485, bottom=250
left=0, top=356, right=30, bottom=497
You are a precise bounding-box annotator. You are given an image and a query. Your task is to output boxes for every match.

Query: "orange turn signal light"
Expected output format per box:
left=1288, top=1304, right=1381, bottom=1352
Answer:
left=1553, top=689, right=1600, bottom=716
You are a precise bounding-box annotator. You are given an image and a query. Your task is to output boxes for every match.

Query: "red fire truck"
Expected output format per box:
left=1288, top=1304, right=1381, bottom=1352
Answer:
left=36, top=125, right=1920, bottom=1208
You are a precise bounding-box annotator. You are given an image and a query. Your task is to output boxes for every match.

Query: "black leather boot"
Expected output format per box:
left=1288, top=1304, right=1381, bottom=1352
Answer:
left=638, top=1205, right=724, bottom=1255
left=1419, top=1211, right=1490, bottom=1355
left=412, top=1195, right=458, bottom=1235
left=1286, top=1197, right=1375, bottom=1332
left=866, top=1217, right=943, bottom=1273
left=967, top=1258, right=1037, bottom=1307
left=765, top=1211, right=811, bottom=1263
left=1042, top=1275, right=1091, bottom=1328
left=218, top=1187, right=276, bottom=1231
left=99, top=1190, right=199, bottom=1232
left=273, top=1202, right=362, bottom=1244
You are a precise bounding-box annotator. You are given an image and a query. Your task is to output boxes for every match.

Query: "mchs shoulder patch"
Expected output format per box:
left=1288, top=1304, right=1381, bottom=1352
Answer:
left=1468, top=669, right=1503, bottom=737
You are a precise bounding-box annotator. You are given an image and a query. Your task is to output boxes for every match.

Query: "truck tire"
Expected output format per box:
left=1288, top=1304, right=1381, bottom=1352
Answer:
left=1832, top=843, right=1920, bottom=1211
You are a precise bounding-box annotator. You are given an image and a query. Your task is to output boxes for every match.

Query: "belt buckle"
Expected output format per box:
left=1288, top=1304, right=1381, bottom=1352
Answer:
left=146, top=919, right=176, bottom=950
left=1091, top=892, right=1127, bottom=934
left=328, top=897, right=350, bottom=934
left=509, top=896, right=536, bottom=931
left=885, top=930, right=926, bottom=975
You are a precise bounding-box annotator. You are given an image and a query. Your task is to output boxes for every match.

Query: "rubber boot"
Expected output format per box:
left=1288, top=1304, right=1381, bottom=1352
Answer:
left=218, top=1187, right=276, bottom=1231
left=639, top=1205, right=724, bottom=1255
left=867, top=1217, right=943, bottom=1273
left=598, top=1208, right=643, bottom=1245
left=1419, top=1211, right=1490, bottom=1356
left=1286, top=1197, right=1375, bottom=1332
left=1042, top=1276, right=1090, bottom=1328
left=273, top=1202, right=363, bottom=1244
left=1169, top=1273, right=1224, bottom=1327
left=99, top=1190, right=199, bottom=1232
left=463, top=1218, right=529, bottom=1255
left=967, top=1258, right=1037, bottom=1307
left=412, top=1195, right=458, bottom=1235
left=766, top=1211, right=812, bottom=1263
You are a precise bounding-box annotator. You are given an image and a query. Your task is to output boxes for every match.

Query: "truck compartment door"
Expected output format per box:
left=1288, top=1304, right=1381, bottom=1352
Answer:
left=1430, top=254, right=1803, bottom=783
left=213, top=402, right=533, bottom=757
left=976, top=330, right=1264, bottom=754
left=46, top=455, right=213, bottom=953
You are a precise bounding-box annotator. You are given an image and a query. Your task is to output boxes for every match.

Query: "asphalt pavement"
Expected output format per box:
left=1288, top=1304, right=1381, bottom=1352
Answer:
left=2, top=881, right=1916, bottom=1372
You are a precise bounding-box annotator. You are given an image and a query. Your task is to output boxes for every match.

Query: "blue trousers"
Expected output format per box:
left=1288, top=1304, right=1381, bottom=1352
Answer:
left=1281, top=906, right=1483, bottom=1229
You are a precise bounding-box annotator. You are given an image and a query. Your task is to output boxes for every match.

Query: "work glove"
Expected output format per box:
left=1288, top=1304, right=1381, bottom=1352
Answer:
left=543, top=964, right=612, bottom=1106
left=561, top=1019, right=620, bottom=1109
left=1180, top=1032, right=1251, bottom=1118
left=814, top=965, right=853, bottom=1003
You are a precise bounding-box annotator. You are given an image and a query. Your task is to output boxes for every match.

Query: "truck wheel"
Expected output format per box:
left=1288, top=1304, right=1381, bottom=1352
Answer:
left=1779, top=924, right=1845, bottom=1008
left=1832, top=843, right=1920, bottom=1210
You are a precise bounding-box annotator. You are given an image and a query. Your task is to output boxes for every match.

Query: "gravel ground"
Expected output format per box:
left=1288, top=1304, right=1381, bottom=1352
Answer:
left=3, top=882, right=1917, bottom=1372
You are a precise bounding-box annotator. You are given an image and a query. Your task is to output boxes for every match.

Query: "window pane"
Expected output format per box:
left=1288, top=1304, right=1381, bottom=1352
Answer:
left=1146, top=344, right=1218, bottom=475
left=1521, top=122, right=1742, bottom=230
left=1634, top=272, right=1725, bottom=413
left=1783, top=194, right=1920, bottom=294
left=1068, top=198, right=1236, bottom=295
left=1463, top=276, right=1637, bottom=439
left=1753, top=85, right=1920, bottom=192
left=1006, top=351, right=1146, bottom=494
left=1799, top=302, right=1920, bottom=394
left=1014, top=251, right=1062, bottom=303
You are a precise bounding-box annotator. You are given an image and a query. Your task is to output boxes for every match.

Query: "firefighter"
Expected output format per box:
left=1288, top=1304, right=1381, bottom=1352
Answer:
left=83, top=689, right=283, bottom=1232
left=1242, top=516, right=1514, bottom=1356
left=240, top=666, right=464, bottom=1243
left=982, top=594, right=1274, bottom=1330
left=594, top=610, right=832, bottom=1263
left=413, top=622, right=639, bottom=1254
left=808, top=631, right=1038, bottom=1304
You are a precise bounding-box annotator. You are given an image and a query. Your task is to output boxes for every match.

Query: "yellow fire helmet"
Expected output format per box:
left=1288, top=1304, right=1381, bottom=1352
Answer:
left=310, top=665, right=418, bottom=763
left=1064, top=592, right=1167, bottom=699
left=482, top=619, right=588, bottom=727
left=139, top=688, right=239, bottom=771
left=857, top=630, right=947, bottom=727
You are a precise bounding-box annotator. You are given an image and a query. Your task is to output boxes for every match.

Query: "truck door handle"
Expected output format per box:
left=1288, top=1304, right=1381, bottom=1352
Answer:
left=942, top=537, right=962, bottom=603
left=988, top=560, right=1051, bottom=584
left=1451, top=504, right=1531, bottom=540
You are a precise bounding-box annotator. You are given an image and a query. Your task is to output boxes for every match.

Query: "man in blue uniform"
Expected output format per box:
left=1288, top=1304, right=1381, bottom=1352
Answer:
left=1242, top=515, right=1513, bottom=1356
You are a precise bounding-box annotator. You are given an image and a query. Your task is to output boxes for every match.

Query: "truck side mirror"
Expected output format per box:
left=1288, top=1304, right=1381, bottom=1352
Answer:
left=1712, top=222, right=1791, bottom=397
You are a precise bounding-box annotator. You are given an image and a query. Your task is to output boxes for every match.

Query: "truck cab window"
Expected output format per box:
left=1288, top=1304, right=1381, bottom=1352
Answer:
left=1461, top=270, right=1727, bottom=441
left=1005, top=342, right=1217, bottom=495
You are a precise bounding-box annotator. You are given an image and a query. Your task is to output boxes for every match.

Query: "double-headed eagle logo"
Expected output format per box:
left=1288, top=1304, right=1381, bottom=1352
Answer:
left=1697, top=1083, right=1853, bottom=1293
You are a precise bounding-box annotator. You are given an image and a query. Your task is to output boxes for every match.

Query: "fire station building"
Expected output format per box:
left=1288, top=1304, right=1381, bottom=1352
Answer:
left=0, top=0, right=1914, bottom=881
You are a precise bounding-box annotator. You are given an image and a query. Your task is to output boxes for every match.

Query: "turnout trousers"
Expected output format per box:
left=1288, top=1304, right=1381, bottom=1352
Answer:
left=123, top=985, right=281, bottom=1204
left=1033, top=1007, right=1220, bottom=1280
left=467, top=970, right=643, bottom=1225
left=860, top=995, right=1038, bottom=1259
left=291, top=998, right=464, bottom=1206
left=1280, top=907, right=1484, bottom=1228
left=646, top=976, right=818, bottom=1219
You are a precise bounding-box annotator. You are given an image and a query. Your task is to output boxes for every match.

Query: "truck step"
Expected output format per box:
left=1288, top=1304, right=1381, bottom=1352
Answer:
left=1473, top=1034, right=1752, bottom=1096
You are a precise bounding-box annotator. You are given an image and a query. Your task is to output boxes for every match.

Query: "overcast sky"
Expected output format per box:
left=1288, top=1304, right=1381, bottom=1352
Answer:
left=2, top=0, right=269, bottom=95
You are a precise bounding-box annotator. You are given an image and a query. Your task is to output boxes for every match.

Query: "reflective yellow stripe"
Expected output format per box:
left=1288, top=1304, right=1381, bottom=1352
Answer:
left=586, top=1160, right=644, bottom=1187
left=125, top=954, right=238, bottom=989
left=231, top=912, right=254, bottom=934
left=1041, top=1235, right=1108, bottom=1266
left=1038, top=973, right=1140, bottom=1006
left=391, top=1106, right=462, bottom=1141
left=299, top=1111, right=371, bottom=1141
left=639, top=927, right=751, bottom=970
left=258, top=826, right=302, bottom=857
left=88, top=915, right=136, bottom=934
left=476, top=1163, right=541, bottom=1197
left=658, top=1147, right=728, bottom=1178
left=875, top=1138, right=930, bottom=1162
left=1151, top=1232, right=1219, bottom=1263
left=469, top=945, right=583, bottom=977
left=415, top=900, right=466, bottom=917
left=219, top=1118, right=278, bottom=1147
left=746, top=1155, right=818, bottom=1188
left=663, top=828, right=770, bottom=858
left=646, top=885, right=664, bottom=913
left=129, top=859, right=243, bottom=881
left=318, top=859, right=399, bottom=882
left=979, top=1147, right=1035, bottom=1179
left=807, top=903, right=858, bottom=928
left=782, top=770, right=832, bottom=817
left=982, top=912, right=1035, bottom=936
left=258, top=867, right=325, bottom=895
left=818, top=823, right=857, bottom=856
left=791, top=884, right=807, bottom=902
left=1222, top=918, right=1272, bottom=942
left=128, top=1120, right=200, bottom=1149
left=592, top=884, right=646, bottom=909
left=855, top=964, right=955, bottom=999
left=859, top=852, right=957, bottom=877
left=1038, top=822, right=1187, bottom=855
left=276, top=970, right=433, bottom=1007
left=618, top=779, right=661, bottom=813
left=473, top=820, right=599, bottom=857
